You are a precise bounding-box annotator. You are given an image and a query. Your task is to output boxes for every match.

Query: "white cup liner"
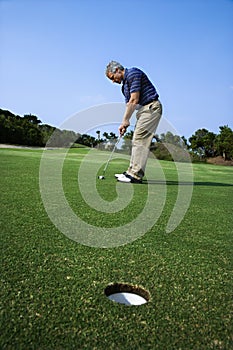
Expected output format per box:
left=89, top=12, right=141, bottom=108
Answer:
left=105, top=283, right=150, bottom=306
left=107, top=292, right=147, bottom=305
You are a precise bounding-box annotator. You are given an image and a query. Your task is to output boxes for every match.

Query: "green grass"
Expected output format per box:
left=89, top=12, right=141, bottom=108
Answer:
left=0, top=148, right=232, bottom=349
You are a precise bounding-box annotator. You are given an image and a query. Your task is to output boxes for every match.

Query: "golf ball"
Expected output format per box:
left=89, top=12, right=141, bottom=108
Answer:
left=98, top=176, right=105, bottom=180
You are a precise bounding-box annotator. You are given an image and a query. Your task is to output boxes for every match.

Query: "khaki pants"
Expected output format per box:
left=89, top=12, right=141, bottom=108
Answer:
left=127, top=100, right=162, bottom=179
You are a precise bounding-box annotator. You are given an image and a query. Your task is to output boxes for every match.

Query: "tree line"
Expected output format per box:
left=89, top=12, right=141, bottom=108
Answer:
left=0, top=108, right=232, bottom=162
left=0, top=109, right=80, bottom=147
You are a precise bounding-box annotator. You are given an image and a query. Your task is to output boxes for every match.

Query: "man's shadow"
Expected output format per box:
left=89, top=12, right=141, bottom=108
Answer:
left=143, top=180, right=233, bottom=187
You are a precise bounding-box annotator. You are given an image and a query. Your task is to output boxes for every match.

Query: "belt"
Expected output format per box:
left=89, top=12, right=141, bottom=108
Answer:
left=142, top=96, right=158, bottom=106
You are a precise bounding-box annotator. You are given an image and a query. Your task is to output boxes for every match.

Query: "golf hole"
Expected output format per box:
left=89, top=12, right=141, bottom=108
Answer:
left=104, top=283, right=150, bottom=306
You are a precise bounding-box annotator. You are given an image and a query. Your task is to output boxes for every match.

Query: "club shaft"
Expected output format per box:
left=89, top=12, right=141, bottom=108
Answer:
left=103, top=137, right=121, bottom=174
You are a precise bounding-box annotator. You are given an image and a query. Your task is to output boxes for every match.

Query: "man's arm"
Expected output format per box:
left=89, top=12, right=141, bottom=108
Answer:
left=119, top=91, right=140, bottom=135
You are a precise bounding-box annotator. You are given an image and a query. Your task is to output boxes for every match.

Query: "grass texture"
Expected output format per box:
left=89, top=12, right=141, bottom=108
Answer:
left=0, top=148, right=232, bottom=349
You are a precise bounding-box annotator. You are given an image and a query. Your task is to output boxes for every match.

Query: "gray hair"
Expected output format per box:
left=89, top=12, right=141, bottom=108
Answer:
left=105, top=60, right=124, bottom=74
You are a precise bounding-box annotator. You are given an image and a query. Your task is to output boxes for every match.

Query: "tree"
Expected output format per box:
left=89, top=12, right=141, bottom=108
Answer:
left=96, top=130, right=101, bottom=148
left=189, top=128, right=217, bottom=158
left=75, top=134, right=97, bottom=147
left=102, top=132, right=118, bottom=141
left=23, top=114, right=41, bottom=125
left=40, top=124, right=56, bottom=145
left=101, top=132, right=118, bottom=150
left=151, top=131, right=189, bottom=162
left=215, top=125, right=233, bottom=160
left=124, top=130, right=134, bottom=140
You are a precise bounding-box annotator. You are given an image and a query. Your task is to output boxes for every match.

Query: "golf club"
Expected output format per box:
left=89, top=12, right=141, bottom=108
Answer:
left=98, top=136, right=122, bottom=180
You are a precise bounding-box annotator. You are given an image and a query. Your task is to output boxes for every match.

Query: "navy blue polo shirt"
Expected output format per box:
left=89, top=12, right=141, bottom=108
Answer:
left=121, top=67, right=159, bottom=106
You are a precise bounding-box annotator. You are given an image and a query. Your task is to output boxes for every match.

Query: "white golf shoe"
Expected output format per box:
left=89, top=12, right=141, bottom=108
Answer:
left=114, top=172, right=127, bottom=179
left=117, top=174, right=131, bottom=183
left=117, top=174, right=142, bottom=184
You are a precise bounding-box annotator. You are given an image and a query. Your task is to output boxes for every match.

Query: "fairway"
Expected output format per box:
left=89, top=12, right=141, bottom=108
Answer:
left=1, top=148, right=232, bottom=349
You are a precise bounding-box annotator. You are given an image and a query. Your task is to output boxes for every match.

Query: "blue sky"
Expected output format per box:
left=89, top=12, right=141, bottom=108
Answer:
left=0, top=0, right=232, bottom=139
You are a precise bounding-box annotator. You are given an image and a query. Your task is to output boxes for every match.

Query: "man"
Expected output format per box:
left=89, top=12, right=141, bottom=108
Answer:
left=106, top=60, right=162, bottom=183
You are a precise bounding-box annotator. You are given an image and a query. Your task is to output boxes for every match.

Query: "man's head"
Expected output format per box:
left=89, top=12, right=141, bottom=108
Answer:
left=106, top=61, right=124, bottom=84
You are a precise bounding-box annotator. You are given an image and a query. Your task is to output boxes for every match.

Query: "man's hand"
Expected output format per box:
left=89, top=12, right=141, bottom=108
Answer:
left=119, top=122, right=130, bottom=136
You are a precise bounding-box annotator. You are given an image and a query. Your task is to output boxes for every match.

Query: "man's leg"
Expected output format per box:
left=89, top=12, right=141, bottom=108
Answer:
left=127, top=100, right=162, bottom=179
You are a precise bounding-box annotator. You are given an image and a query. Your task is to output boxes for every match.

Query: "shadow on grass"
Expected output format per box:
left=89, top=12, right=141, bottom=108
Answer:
left=143, top=180, right=233, bottom=187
